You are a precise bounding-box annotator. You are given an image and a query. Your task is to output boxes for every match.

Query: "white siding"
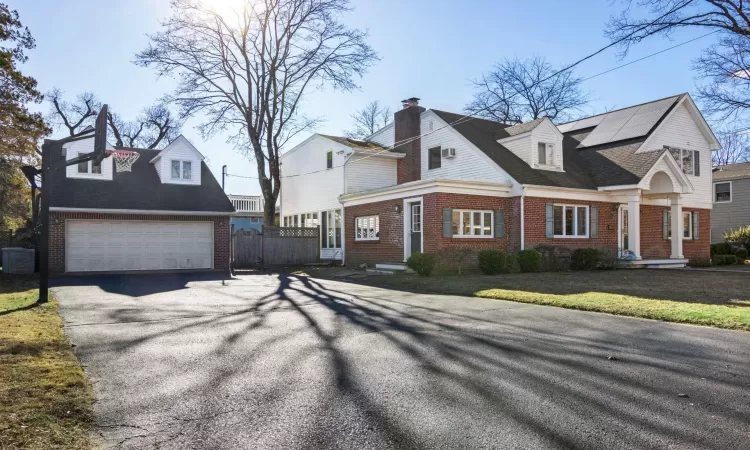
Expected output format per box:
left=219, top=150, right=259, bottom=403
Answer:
left=639, top=103, right=713, bottom=209
left=157, top=138, right=202, bottom=185
left=280, top=135, right=347, bottom=216
left=420, top=110, right=512, bottom=183
left=64, top=136, right=114, bottom=180
left=501, top=135, right=532, bottom=166
left=345, top=155, right=397, bottom=194
left=641, top=157, right=683, bottom=192
left=368, top=123, right=394, bottom=148
left=531, top=119, right=564, bottom=170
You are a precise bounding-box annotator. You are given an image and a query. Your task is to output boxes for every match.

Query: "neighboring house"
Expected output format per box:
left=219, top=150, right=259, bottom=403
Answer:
left=47, top=132, right=235, bottom=273
left=228, top=194, right=264, bottom=231
left=711, top=162, right=750, bottom=243
left=280, top=94, right=719, bottom=268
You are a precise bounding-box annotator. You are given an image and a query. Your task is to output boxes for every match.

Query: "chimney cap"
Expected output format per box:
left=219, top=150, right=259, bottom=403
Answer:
left=401, top=97, right=420, bottom=108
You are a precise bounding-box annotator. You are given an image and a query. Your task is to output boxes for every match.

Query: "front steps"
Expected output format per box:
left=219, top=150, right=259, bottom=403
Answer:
left=625, top=258, right=689, bottom=269
left=365, top=262, right=410, bottom=275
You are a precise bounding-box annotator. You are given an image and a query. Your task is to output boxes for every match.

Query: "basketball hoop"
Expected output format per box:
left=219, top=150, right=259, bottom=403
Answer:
left=106, top=150, right=140, bottom=172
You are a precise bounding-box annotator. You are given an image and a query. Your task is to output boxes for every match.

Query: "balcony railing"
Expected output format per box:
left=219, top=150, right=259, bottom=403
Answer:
left=228, top=194, right=263, bottom=213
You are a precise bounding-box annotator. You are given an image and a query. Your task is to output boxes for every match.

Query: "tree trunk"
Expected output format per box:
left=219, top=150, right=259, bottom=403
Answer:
left=263, top=194, right=276, bottom=226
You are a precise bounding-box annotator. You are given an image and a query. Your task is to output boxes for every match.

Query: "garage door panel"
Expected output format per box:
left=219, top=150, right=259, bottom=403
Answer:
left=66, top=220, right=213, bottom=272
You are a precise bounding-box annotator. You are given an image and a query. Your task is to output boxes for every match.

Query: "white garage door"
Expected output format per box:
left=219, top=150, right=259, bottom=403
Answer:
left=66, top=220, right=213, bottom=272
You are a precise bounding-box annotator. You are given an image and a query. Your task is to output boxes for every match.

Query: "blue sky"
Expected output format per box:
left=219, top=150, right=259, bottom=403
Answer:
left=13, top=0, right=718, bottom=196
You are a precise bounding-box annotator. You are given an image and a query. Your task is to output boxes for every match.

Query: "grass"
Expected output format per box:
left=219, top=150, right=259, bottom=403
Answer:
left=0, top=275, right=95, bottom=450
left=319, top=269, right=750, bottom=332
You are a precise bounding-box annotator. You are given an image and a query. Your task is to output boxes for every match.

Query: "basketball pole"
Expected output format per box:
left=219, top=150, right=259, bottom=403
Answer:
left=38, top=140, right=51, bottom=303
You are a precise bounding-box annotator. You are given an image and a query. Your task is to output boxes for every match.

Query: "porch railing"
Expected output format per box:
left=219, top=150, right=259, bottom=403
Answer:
left=228, top=195, right=263, bottom=213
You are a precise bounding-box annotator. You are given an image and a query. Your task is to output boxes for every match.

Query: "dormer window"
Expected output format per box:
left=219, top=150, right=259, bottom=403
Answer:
left=171, top=160, right=192, bottom=180
left=77, top=158, right=102, bottom=175
left=537, top=142, right=554, bottom=166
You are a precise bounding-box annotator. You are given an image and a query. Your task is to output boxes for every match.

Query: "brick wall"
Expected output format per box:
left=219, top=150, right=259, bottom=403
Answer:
left=640, top=205, right=710, bottom=259
left=523, top=197, right=619, bottom=250
left=345, top=200, right=404, bottom=267
left=49, top=212, right=230, bottom=273
left=394, top=104, right=423, bottom=184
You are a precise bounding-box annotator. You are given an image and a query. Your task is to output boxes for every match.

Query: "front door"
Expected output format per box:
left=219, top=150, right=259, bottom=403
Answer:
left=619, top=206, right=629, bottom=257
left=409, top=202, right=422, bottom=257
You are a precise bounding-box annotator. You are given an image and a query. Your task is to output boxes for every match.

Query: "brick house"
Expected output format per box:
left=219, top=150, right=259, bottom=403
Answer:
left=47, top=132, right=234, bottom=273
left=281, top=94, right=718, bottom=268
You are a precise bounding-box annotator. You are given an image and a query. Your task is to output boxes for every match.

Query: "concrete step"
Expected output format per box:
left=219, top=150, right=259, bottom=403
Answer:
left=375, top=263, right=407, bottom=271
left=365, top=268, right=395, bottom=275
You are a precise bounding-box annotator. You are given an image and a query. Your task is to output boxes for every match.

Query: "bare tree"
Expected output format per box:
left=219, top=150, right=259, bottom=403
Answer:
left=605, top=1, right=750, bottom=122
left=344, top=100, right=391, bottom=139
left=465, top=56, right=589, bottom=124
left=135, top=0, right=377, bottom=224
left=715, top=125, right=750, bottom=165
left=47, top=89, right=181, bottom=148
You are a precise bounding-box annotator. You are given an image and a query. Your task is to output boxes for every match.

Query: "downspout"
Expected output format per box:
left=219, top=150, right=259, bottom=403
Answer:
left=520, top=186, right=526, bottom=251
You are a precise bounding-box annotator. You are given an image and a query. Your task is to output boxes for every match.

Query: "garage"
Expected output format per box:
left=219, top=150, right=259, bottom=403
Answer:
left=66, top=220, right=213, bottom=272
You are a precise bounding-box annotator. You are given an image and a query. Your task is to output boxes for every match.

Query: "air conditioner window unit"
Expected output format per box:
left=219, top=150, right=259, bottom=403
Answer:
left=441, top=147, right=456, bottom=158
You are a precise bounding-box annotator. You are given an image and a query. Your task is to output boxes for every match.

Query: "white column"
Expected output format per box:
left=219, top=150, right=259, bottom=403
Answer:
left=627, top=194, right=641, bottom=260
left=670, top=195, right=684, bottom=259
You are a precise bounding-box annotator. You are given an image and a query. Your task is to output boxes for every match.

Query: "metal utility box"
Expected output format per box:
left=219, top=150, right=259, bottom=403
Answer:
left=2, top=248, right=35, bottom=274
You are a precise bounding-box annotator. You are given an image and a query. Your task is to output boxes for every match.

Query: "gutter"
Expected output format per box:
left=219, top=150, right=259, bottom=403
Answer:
left=50, top=207, right=235, bottom=216
left=520, top=186, right=525, bottom=251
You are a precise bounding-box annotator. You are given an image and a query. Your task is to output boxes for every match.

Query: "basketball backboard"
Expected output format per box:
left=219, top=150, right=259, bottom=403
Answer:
left=92, top=104, right=108, bottom=164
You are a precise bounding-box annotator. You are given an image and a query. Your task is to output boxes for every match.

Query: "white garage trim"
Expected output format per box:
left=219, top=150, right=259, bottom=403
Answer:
left=52, top=207, right=234, bottom=216
left=65, top=219, right=215, bottom=272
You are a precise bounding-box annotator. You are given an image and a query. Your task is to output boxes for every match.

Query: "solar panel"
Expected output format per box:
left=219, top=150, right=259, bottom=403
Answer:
left=556, top=122, right=576, bottom=133
left=577, top=96, right=679, bottom=148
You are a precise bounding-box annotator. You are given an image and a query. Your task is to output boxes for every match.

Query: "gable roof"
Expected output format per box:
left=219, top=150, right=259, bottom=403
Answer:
left=48, top=142, right=234, bottom=213
left=713, top=162, right=750, bottom=181
left=148, top=135, right=206, bottom=163
left=431, top=93, right=708, bottom=190
left=319, top=134, right=387, bottom=150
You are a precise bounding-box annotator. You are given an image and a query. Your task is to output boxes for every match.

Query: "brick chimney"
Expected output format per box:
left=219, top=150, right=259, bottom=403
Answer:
left=395, top=97, right=424, bottom=184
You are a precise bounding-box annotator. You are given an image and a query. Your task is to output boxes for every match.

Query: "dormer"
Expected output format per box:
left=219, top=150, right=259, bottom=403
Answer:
left=64, top=132, right=115, bottom=181
left=149, top=135, right=204, bottom=185
left=497, top=117, right=564, bottom=172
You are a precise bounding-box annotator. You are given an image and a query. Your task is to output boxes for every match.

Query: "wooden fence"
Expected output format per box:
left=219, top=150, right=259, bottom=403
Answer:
left=232, top=226, right=320, bottom=269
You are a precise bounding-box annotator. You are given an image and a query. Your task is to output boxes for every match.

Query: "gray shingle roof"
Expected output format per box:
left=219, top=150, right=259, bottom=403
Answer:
left=320, top=134, right=386, bottom=150
left=713, top=162, right=750, bottom=181
left=48, top=142, right=235, bottom=212
left=502, top=118, right=545, bottom=137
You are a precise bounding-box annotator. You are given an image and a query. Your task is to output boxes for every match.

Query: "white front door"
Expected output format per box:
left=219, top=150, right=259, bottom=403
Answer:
left=66, top=220, right=213, bottom=272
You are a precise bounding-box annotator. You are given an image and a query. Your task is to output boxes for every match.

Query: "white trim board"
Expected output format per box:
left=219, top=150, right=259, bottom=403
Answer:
left=340, top=179, right=512, bottom=207
left=51, top=207, right=234, bottom=216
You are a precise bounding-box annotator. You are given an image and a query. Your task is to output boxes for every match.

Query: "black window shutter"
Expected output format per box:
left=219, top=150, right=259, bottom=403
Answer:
left=443, top=208, right=453, bottom=238
left=663, top=210, right=669, bottom=240
left=694, top=150, right=700, bottom=176
left=590, top=206, right=599, bottom=238
left=495, top=210, right=505, bottom=238
left=545, top=203, right=554, bottom=238
left=693, top=211, right=699, bottom=240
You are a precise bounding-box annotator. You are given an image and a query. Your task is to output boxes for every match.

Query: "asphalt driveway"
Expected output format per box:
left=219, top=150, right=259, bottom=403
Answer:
left=52, top=272, right=750, bottom=449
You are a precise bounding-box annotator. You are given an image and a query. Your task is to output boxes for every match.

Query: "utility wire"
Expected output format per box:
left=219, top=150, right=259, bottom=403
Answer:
left=226, top=28, right=720, bottom=181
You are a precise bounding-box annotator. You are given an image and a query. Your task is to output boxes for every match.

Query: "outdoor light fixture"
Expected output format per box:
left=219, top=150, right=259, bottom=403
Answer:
left=393, top=204, right=401, bottom=213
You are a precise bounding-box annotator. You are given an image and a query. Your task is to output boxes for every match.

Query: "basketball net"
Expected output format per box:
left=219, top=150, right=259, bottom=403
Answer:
left=106, top=150, right=140, bottom=172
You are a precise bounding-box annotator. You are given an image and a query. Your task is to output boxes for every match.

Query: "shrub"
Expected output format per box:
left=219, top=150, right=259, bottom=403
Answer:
left=710, top=242, right=733, bottom=256
left=406, top=253, right=436, bottom=276
left=687, top=258, right=712, bottom=268
left=505, top=254, right=521, bottom=273
left=714, top=255, right=738, bottom=266
left=735, top=248, right=748, bottom=262
left=725, top=226, right=750, bottom=250
left=435, top=249, right=475, bottom=275
left=534, top=245, right=571, bottom=271
left=477, top=249, right=506, bottom=275
left=570, top=248, right=603, bottom=271
left=517, top=249, right=543, bottom=273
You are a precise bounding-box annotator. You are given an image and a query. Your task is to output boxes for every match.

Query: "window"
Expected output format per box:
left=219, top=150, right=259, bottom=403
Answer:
left=250, top=217, right=259, bottom=223
left=302, top=212, right=319, bottom=228
left=171, top=160, right=192, bottom=180
left=326, top=151, right=333, bottom=169
left=537, top=142, right=554, bottom=166
left=553, top=205, right=588, bottom=237
left=451, top=210, right=493, bottom=238
left=412, top=204, right=422, bottom=232
left=714, top=182, right=731, bottom=203
left=355, top=215, right=379, bottom=241
left=322, top=209, right=342, bottom=248
left=92, top=159, right=102, bottom=174
left=667, top=211, right=693, bottom=239
left=75, top=153, right=102, bottom=175
left=667, top=146, right=696, bottom=176
left=77, top=160, right=89, bottom=173
left=428, top=146, right=441, bottom=170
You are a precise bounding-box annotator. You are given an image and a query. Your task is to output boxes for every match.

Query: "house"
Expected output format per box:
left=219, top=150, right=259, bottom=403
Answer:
left=280, top=94, right=719, bottom=268
left=711, top=162, right=750, bottom=243
left=228, top=194, right=265, bottom=231
left=47, top=132, right=235, bottom=273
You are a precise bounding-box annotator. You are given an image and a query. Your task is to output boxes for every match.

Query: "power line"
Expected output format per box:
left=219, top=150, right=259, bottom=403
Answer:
left=227, top=28, right=720, bottom=181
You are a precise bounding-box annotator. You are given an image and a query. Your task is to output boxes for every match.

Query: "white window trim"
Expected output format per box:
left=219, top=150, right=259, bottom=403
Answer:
left=452, top=209, right=494, bottom=239
left=553, top=204, right=589, bottom=238
left=75, top=154, right=104, bottom=177
left=536, top=141, right=556, bottom=168
left=171, top=159, right=193, bottom=180
left=427, top=146, right=441, bottom=170
left=411, top=204, right=422, bottom=232
left=714, top=181, right=732, bottom=203
left=355, top=215, right=379, bottom=241
left=667, top=211, right=693, bottom=240
left=667, top=146, right=696, bottom=176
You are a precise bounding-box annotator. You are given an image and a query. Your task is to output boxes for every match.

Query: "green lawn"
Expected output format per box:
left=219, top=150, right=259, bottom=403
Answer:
left=0, top=276, right=95, bottom=449
left=317, top=269, right=750, bottom=331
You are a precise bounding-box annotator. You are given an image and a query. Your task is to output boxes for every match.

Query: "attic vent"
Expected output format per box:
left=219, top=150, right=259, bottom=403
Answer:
left=441, top=147, right=456, bottom=158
